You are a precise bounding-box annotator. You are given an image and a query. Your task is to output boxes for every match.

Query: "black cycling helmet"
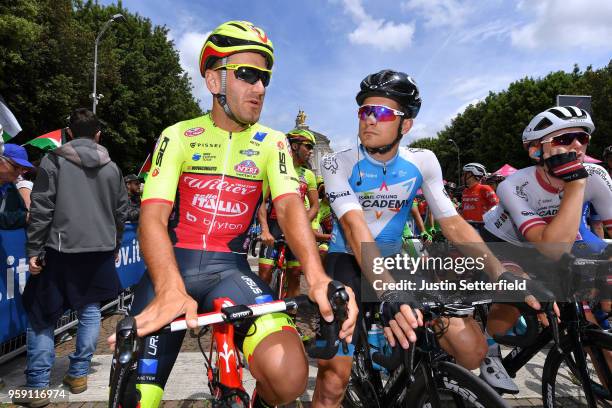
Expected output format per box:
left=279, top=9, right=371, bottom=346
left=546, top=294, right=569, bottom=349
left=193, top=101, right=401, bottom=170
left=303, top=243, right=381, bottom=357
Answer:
left=356, top=69, right=421, bottom=119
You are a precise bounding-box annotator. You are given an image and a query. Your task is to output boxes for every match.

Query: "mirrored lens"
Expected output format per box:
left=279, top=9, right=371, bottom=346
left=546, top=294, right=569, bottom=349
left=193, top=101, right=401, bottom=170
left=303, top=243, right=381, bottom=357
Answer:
left=551, top=132, right=590, bottom=147
left=357, top=105, right=398, bottom=122
left=234, top=66, right=270, bottom=87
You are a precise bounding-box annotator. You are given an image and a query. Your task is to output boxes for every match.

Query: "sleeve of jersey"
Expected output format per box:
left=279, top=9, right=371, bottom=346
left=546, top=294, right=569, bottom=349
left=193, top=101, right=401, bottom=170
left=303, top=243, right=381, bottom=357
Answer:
left=320, top=152, right=361, bottom=219
left=585, top=164, right=612, bottom=230
left=482, top=185, right=500, bottom=209
left=141, top=129, right=185, bottom=206
left=496, top=180, right=546, bottom=237
left=417, top=150, right=457, bottom=219
left=268, top=134, right=300, bottom=202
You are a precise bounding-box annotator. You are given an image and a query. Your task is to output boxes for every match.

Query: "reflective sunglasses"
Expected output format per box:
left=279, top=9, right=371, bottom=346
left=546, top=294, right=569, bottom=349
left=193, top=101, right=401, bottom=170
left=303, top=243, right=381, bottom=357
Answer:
left=301, top=143, right=314, bottom=151
left=358, top=104, right=405, bottom=122
left=542, top=131, right=591, bottom=147
left=214, top=63, right=271, bottom=87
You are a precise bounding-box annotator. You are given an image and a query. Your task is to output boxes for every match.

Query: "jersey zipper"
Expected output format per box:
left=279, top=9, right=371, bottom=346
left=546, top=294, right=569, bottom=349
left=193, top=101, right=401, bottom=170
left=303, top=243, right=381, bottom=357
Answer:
left=205, top=131, right=233, bottom=248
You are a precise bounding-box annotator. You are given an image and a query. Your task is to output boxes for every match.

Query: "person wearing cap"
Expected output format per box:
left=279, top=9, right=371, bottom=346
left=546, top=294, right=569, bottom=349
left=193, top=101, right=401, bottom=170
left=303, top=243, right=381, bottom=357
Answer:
left=124, top=174, right=141, bottom=223
left=17, top=108, right=128, bottom=406
left=0, top=143, right=34, bottom=229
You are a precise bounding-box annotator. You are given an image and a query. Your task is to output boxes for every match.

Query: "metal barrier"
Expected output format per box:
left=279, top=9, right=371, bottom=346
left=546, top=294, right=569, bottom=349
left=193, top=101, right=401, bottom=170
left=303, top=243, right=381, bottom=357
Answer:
left=0, top=224, right=144, bottom=363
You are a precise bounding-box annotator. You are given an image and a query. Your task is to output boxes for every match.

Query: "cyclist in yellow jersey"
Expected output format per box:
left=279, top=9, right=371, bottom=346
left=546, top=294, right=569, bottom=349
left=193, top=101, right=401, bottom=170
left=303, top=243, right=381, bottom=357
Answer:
left=258, top=129, right=319, bottom=298
left=108, top=21, right=357, bottom=408
left=311, top=176, right=333, bottom=262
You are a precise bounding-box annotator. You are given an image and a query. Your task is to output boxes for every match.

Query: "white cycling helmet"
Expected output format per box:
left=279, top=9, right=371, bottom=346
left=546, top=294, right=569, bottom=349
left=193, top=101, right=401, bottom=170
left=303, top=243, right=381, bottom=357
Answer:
left=522, top=106, right=595, bottom=144
left=462, top=162, right=487, bottom=177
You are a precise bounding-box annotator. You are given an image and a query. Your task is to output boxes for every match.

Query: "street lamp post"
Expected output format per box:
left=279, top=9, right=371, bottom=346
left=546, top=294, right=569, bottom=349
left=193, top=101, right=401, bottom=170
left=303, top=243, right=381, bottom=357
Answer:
left=448, top=138, right=461, bottom=187
left=92, top=13, right=126, bottom=114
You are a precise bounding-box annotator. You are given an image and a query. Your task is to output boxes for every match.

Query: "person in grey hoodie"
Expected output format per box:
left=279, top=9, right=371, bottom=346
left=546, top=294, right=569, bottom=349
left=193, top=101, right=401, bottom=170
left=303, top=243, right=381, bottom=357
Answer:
left=18, top=108, right=128, bottom=405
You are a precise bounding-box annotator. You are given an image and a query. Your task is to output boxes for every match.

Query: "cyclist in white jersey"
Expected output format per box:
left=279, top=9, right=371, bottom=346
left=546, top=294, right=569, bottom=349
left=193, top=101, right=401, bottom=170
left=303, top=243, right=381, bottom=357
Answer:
left=312, top=70, right=522, bottom=407
left=482, top=106, right=612, bottom=392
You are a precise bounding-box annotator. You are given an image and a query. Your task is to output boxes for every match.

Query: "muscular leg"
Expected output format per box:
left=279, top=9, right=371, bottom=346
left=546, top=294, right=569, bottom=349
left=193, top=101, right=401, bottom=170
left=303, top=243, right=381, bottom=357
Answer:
left=258, top=263, right=274, bottom=285
left=287, top=265, right=302, bottom=298
left=248, top=330, right=309, bottom=404
left=312, top=356, right=353, bottom=408
left=437, top=317, right=488, bottom=369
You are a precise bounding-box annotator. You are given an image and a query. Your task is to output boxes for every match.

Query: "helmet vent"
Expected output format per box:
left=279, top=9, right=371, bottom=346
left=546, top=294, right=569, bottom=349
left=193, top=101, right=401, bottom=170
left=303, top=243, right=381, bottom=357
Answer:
left=533, top=117, right=553, bottom=131
left=228, top=22, right=248, bottom=31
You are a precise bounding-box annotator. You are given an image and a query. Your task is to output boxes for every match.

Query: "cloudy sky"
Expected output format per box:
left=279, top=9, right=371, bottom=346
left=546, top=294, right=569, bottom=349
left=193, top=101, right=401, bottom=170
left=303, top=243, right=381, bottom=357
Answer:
left=101, top=0, right=612, bottom=150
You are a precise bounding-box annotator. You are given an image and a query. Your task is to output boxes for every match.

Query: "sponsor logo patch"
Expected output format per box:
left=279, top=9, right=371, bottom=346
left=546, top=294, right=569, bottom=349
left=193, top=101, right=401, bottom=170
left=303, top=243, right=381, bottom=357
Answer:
left=184, top=127, right=205, bottom=137
left=253, top=132, right=268, bottom=142
left=152, top=168, right=160, bottom=177
left=192, top=153, right=201, bottom=160
left=234, top=160, right=260, bottom=175
left=240, top=149, right=260, bottom=157
left=138, top=359, right=158, bottom=375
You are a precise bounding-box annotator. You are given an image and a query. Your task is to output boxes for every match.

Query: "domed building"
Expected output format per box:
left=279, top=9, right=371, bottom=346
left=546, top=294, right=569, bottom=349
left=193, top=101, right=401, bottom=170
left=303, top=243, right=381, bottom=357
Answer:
left=293, top=110, right=333, bottom=176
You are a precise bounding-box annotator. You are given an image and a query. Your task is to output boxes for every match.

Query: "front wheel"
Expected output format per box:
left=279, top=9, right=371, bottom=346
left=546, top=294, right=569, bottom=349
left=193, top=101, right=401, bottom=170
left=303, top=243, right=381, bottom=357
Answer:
left=541, top=335, right=612, bottom=407
left=404, top=361, right=509, bottom=408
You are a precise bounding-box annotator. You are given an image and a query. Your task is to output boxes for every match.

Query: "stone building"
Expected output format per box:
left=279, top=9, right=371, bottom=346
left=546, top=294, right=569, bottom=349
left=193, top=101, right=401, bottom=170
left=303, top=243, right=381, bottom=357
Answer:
left=293, top=110, right=333, bottom=176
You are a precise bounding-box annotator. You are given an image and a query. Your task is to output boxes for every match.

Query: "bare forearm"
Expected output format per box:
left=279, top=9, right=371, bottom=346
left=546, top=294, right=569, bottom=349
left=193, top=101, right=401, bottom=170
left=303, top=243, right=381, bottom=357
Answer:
left=257, top=203, right=270, bottom=233
left=411, top=207, right=425, bottom=233
left=541, top=182, right=584, bottom=244
left=441, top=216, right=504, bottom=280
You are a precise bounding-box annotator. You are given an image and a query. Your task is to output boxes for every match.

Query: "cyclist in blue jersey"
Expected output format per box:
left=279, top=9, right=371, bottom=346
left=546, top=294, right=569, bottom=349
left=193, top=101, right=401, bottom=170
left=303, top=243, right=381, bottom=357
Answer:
left=312, top=70, right=519, bottom=407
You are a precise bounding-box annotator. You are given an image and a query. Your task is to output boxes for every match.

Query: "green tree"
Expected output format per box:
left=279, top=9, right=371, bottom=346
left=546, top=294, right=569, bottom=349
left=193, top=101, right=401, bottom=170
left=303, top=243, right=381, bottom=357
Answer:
left=0, top=0, right=202, bottom=172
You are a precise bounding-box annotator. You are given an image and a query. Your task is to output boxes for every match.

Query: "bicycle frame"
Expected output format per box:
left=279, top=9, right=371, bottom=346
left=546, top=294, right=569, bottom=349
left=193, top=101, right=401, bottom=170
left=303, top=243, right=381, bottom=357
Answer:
left=272, top=239, right=288, bottom=299
left=208, top=297, right=245, bottom=399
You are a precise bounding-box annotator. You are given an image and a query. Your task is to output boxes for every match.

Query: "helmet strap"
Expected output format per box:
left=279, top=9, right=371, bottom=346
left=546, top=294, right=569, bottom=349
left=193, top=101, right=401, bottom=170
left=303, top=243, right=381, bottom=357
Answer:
left=214, top=57, right=252, bottom=127
left=364, top=118, right=404, bottom=155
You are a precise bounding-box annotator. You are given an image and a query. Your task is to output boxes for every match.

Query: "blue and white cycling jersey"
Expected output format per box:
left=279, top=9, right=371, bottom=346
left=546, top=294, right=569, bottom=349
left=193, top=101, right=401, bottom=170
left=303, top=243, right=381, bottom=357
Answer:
left=321, top=146, right=457, bottom=256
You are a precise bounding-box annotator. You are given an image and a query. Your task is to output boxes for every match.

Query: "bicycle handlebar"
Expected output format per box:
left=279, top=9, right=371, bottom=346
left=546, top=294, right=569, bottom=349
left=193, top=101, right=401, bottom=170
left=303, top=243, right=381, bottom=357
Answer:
left=494, top=253, right=611, bottom=348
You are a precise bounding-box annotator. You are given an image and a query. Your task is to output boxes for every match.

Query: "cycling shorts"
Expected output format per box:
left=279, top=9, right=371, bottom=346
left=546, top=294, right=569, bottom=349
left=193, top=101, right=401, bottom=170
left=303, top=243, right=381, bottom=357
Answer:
left=126, top=248, right=296, bottom=407
left=259, top=219, right=300, bottom=268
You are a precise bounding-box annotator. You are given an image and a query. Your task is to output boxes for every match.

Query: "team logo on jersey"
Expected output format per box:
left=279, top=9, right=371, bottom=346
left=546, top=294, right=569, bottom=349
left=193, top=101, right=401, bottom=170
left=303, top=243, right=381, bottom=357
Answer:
left=322, top=154, right=339, bottom=174
left=379, top=181, right=389, bottom=191
left=277, top=141, right=285, bottom=150
left=240, top=149, right=260, bottom=157
left=155, top=137, right=169, bottom=166
left=192, top=153, right=201, bottom=161
left=253, top=132, right=268, bottom=142
left=514, top=181, right=529, bottom=201
left=192, top=194, right=249, bottom=217
left=152, top=168, right=160, bottom=177
left=328, top=190, right=350, bottom=203
left=184, top=127, right=205, bottom=137
left=234, top=160, right=260, bottom=175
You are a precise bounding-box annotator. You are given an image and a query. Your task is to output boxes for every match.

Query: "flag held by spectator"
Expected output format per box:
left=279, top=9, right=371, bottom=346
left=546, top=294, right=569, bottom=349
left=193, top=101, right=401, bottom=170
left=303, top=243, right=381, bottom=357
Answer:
left=25, top=128, right=65, bottom=151
left=0, top=95, right=22, bottom=142
left=138, top=153, right=152, bottom=181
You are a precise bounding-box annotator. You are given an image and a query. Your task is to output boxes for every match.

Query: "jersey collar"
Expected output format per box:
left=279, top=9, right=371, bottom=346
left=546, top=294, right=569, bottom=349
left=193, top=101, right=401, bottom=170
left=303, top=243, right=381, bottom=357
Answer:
left=359, top=144, right=399, bottom=168
left=535, top=166, right=562, bottom=194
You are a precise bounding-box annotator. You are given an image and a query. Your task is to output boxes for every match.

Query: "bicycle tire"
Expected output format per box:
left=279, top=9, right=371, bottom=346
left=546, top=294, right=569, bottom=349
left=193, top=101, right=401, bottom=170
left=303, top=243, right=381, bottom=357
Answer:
left=542, top=334, right=612, bottom=408
left=404, top=361, right=509, bottom=408
left=342, top=345, right=382, bottom=408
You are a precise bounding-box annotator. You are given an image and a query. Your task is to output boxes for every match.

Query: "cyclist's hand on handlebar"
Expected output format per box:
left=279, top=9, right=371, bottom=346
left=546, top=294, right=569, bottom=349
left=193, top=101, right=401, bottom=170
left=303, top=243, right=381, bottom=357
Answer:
left=308, top=279, right=358, bottom=344
left=107, top=287, right=198, bottom=350
left=380, top=302, right=423, bottom=349
left=261, top=230, right=275, bottom=247
left=497, top=271, right=555, bottom=312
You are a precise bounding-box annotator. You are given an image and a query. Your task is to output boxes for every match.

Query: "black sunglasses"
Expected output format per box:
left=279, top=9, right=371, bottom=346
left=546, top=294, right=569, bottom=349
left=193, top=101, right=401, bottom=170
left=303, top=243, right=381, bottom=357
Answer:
left=215, top=63, right=271, bottom=87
